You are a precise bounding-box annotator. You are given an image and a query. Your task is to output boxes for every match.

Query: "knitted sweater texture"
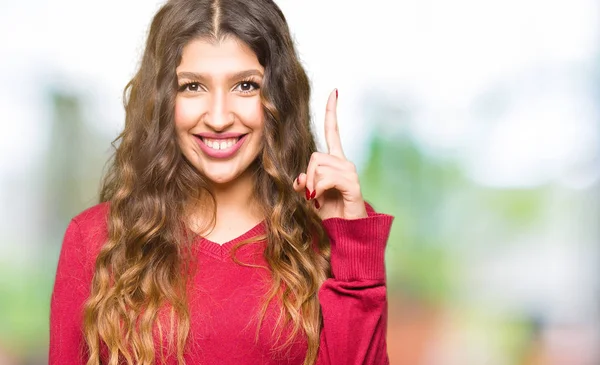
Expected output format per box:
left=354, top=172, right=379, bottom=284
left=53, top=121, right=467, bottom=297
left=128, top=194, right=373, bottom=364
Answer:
left=50, top=202, right=394, bottom=364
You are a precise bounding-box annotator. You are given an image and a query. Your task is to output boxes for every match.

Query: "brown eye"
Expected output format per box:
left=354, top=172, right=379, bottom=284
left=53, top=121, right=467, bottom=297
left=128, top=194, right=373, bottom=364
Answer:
left=234, top=81, right=260, bottom=94
left=178, top=82, right=202, bottom=92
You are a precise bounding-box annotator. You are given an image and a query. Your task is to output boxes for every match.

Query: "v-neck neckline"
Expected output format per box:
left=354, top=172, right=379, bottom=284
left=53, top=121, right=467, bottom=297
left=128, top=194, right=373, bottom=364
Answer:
left=195, top=220, right=266, bottom=260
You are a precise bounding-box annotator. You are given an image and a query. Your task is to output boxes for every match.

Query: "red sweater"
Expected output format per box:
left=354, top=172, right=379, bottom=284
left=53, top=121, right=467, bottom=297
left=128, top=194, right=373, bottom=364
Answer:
left=50, top=202, right=394, bottom=364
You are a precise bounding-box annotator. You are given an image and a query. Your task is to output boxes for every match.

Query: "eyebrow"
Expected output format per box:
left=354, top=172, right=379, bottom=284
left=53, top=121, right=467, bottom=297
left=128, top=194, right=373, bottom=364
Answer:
left=176, top=69, right=263, bottom=81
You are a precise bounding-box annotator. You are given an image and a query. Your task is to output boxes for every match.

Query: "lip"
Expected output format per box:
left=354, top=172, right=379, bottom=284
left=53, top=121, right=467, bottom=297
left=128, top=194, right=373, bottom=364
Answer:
left=195, top=132, right=246, bottom=139
left=194, top=134, right=248, bottom=159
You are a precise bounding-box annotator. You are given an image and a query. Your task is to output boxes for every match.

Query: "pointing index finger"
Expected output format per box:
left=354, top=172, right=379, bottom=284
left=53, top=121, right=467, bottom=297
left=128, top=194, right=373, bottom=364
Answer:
left=324, top=88, right=345, bottom=158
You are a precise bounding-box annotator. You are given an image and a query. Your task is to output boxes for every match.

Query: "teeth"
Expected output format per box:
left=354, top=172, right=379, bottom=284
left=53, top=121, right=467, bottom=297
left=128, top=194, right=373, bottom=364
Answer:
left=201, top=137, right=239, bottom=150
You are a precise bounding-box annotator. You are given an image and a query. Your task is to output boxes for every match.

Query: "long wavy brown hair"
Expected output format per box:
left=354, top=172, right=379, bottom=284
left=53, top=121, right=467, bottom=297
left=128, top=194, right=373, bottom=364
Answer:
left=82, top=0, right=331, bottom=364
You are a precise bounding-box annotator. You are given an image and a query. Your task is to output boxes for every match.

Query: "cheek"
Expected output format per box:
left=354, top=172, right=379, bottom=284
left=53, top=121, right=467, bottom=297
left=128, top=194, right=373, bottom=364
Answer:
left=174, top=98, right=201, bottom=130
left=236, top=98, right=264, bottom=129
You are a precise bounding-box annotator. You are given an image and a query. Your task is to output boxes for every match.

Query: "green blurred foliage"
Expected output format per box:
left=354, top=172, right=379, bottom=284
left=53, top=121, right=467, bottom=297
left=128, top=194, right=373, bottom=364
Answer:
left=362, top=133, right=461, bottom=303
left=361, top=131, right=547, bottom=304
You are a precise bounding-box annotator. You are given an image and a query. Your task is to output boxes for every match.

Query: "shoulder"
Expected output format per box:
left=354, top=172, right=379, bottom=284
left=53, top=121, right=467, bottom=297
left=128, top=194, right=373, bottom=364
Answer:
left=66, top=202, right=110, bottom=255
left=71, top=201, right=110, bottom=228
left=55, top=202, right=110, bottom=280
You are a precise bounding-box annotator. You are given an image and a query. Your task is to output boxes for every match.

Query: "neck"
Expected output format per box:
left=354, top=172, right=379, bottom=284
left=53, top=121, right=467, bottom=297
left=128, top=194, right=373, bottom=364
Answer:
left=211, top=168, right=258, bottom=219
left=187, top=164, right=263, bottom=234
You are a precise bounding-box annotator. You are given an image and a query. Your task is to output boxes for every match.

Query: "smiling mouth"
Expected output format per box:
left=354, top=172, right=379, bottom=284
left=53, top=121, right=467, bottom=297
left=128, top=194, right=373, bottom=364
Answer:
left=198, top=134, right=247, bottom=151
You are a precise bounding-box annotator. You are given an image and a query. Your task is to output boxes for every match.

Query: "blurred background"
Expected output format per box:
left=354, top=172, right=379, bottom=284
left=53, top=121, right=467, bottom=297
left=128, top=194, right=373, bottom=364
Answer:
left=1, top=0, right=598, bottom=364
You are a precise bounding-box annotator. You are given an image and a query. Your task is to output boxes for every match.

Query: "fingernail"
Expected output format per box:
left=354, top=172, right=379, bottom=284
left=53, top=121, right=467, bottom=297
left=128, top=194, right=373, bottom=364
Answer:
left=305, top=188, right=310, bottom=200
left=335, top=89, right=338, bottom=99
left=314, top=200, right=320, bottom=209
left=310, top=190, right=316, bottom=199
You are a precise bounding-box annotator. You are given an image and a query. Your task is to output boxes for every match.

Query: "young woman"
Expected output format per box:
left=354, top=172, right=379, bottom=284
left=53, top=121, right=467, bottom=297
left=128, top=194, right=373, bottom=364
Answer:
left=49, top=0, right=394, bottom=364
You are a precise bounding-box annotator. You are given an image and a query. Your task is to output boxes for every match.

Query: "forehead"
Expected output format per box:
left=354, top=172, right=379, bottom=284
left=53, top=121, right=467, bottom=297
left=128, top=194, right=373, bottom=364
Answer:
left=177, top=36, right=263, bottom=75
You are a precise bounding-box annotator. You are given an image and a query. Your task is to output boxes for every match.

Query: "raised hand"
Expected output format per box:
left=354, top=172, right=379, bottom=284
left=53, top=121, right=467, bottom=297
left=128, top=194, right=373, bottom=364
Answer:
left=293, top=89, right=368, bottom=220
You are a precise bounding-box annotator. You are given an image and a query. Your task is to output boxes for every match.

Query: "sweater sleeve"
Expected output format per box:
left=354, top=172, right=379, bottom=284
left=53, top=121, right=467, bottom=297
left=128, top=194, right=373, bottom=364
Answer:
left=49, top=218, right=90, bottom=364
left=316, top=206, right=394, bottom=365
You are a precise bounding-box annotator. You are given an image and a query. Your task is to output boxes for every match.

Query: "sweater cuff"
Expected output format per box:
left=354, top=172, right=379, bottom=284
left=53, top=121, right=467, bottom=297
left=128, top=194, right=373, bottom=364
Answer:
left=321, top=213, right=394, bottom=282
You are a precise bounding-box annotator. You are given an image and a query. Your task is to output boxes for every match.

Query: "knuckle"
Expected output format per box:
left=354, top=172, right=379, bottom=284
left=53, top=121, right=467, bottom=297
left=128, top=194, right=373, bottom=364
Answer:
left=315, top=166, right=327, bottom=178
left=342, top=161, right=357, bottom=176
left=310, top=152, right=320, bottom=163
left=347, top=161, right=357, bottom=173
left=314, top=166, right=321, bottom=177
left=347, top=172, right=359, bottom=186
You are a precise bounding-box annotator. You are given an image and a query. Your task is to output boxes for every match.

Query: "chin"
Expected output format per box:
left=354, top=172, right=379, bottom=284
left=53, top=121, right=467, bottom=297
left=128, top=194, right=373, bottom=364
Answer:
left=201, top=166, right=247, bottom=186
left=205, top=174, right=236, bottom=185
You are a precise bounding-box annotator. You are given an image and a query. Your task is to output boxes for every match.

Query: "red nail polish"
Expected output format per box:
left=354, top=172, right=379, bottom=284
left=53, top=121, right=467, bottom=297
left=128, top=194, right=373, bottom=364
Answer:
left=314, top=200, right=320, bottom=209
left=335, top=89, right=338, bottom=99
left=310, top=190, right=316, bottom=199
left=305, top=188, right=310, bottom=200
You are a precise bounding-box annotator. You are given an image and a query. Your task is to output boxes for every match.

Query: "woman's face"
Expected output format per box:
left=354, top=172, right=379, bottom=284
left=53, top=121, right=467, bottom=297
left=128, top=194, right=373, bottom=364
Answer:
left=174, top=36, right=265, bottom=186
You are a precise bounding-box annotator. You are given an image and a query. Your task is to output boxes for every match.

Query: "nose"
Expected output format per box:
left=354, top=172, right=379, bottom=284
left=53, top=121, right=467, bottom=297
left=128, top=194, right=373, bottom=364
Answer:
left=204, top=91, right=233, bottom=131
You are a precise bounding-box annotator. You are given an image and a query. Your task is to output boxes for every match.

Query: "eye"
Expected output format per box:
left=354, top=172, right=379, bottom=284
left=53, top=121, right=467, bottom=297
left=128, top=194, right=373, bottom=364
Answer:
left=234, top=80, right=260, bottom=94
left=178, top=82, right=203, bottom=92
